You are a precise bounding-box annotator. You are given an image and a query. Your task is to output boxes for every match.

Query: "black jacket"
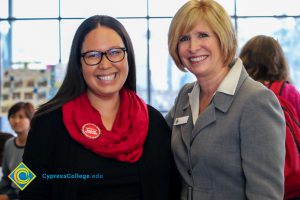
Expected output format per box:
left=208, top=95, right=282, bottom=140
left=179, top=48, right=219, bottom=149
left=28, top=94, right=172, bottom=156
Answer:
left=20, top=105, right=180, bottom=200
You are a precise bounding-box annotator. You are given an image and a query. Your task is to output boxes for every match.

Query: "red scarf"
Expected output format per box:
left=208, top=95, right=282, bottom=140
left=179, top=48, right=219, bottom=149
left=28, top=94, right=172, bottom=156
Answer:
left=62, top=88, right=149, bottom=163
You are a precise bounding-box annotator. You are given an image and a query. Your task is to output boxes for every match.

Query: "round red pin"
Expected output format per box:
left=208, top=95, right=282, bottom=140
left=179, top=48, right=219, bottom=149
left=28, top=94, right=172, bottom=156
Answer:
left=81, top=123, right=101, bottom=139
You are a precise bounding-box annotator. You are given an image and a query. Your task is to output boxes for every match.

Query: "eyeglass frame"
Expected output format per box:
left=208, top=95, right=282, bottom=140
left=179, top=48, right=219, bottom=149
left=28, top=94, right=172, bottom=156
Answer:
left=81, top=47, right=127, bottom=66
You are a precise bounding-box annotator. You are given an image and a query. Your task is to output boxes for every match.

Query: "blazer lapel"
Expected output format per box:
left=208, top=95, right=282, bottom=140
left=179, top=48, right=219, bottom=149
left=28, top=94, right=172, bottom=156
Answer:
left=190, top=66, right=249, bottom=142
left=191, top=103, right=216, bottom=142
left=179, top=101, right=193, bottom=149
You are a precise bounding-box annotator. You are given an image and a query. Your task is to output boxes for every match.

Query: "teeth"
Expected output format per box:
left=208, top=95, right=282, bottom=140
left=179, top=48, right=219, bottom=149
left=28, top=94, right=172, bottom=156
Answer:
left=98, top=74, right=115, bottom=81
left=190, top=56, right=207, bottom=62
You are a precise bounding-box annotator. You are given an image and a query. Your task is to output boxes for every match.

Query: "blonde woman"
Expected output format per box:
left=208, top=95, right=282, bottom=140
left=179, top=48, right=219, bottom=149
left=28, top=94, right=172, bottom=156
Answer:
left=166, top=0, right=285, bottom=199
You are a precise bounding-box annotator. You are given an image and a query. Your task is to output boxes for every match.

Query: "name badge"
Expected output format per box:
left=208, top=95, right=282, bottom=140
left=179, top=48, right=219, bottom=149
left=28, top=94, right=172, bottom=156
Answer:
left=174, top=116, right=189, bottom=125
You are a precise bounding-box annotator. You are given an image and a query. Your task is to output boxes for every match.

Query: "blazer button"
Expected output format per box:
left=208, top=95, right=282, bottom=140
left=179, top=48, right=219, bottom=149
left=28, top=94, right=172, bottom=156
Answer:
left=188, top=169, right=192, bottom=175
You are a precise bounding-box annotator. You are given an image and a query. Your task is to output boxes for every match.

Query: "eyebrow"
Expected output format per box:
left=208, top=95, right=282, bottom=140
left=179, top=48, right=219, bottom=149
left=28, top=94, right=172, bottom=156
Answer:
left=82, top=46, right=125, bottom=52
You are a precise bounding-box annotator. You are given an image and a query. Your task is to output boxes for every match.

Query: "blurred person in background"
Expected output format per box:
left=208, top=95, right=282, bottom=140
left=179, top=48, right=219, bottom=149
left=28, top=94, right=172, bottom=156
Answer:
left=0, top=102, right=35, bottom=200
left=240, top=34, right=300, bottom=200
left=239, top=34, right=300, bottom=121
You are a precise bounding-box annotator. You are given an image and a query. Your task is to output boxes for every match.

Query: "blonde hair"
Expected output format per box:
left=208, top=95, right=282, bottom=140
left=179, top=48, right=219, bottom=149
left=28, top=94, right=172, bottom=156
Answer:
left=168, top=0, right=237, bottom=71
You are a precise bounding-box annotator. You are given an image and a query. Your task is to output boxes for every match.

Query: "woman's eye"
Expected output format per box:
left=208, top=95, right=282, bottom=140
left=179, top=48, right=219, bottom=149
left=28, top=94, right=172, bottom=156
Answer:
left=197, top=33, right=209, bottom=38
left=179, top=36, right=190, bottom=42
left=87, top=52, right=101, bottom=58
left=108, top=49, right=121, bottom=56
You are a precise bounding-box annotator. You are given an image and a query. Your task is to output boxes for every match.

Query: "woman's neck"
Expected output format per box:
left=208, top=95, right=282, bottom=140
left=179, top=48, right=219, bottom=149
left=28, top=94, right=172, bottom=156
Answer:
left=15, top=133, right=28, bottom=147
left=197, top=66, right=229, bottom=114
left=87, top=91, right=121, bottom=131
left=197, top=66, right=229, bottom=96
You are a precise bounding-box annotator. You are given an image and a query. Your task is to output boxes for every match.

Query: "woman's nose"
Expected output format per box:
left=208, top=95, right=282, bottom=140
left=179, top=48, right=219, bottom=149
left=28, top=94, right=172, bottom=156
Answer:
left=98, top=55, right=111, bottom=69
left=188, top=38, right=199, bottom=53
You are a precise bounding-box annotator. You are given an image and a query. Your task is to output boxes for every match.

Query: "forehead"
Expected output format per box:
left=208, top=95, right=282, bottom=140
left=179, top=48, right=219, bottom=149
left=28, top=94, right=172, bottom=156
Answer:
left=82, top=26, right=124, bottom=50
left=10, top=108, right=26, bottom=116
left=184, top=19, right=212, bottom=34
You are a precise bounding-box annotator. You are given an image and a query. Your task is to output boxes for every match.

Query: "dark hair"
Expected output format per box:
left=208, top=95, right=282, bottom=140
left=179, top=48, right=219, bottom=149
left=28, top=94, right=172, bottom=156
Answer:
left=33, top=15, right=136, bottom=120
left=8, top=102, right=35, bottom=120
left=239, top=35, right=290, bottom=83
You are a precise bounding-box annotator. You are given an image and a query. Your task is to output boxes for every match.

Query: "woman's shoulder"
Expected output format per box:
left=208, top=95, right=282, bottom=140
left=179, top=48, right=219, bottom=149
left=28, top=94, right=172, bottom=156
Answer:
left=142, top=105, right=171, bottom=161
left=242, top=77, right=271, bottom=94
left=179, top=82, right=195, bottom=94
left=147, top=105, right=165, bottom=123
left=281, top=82, right=300, bottom=118
left=32, top=107, right=63, bottom=128
left=147, top=104, right=161, bottom=115
left=35, top=107, right=62, bottom=120
left=238, top=77, right=279, bottom=106
left=146, top=105, right=170, bottom=134
left=4, top=137, right=15, bottom=148
left=282, top=82, right=300, bottom=96
left=170, top=82, right=196, bottom=106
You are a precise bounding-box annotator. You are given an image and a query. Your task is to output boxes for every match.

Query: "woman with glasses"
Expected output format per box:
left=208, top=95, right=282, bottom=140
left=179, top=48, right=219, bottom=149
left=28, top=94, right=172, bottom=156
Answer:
left=166, top=0, right=285, bottom=199
left=20, top=15, right=179, bottom=200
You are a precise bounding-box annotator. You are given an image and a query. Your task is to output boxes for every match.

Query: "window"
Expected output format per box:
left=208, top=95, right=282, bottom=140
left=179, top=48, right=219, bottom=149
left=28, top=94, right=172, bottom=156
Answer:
left=0, top=0, right=8, bottom=18
left=13, top=0, right=58, bottom=18
left=237, top=0, right=300, bottom=16
left=0, top=0, right=300, bottom=129
left=12, top=20, right=59, bottom=68
left=61, top=0, right=146, bottom=18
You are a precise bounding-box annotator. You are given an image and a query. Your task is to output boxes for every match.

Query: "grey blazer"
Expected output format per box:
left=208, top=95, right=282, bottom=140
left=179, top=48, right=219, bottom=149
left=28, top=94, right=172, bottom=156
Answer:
left=166, top=66, right=285, bottom=200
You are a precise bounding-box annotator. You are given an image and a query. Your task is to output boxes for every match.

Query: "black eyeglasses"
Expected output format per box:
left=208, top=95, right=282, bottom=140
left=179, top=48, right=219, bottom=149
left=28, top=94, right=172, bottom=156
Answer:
left=81, top=47, right=127, bottom=66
